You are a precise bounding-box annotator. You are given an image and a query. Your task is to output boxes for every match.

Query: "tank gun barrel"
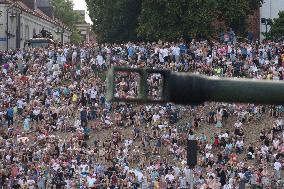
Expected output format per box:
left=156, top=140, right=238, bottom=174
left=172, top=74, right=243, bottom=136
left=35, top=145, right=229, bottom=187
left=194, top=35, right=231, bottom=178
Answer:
left=107, top=67, right=284, bottom=105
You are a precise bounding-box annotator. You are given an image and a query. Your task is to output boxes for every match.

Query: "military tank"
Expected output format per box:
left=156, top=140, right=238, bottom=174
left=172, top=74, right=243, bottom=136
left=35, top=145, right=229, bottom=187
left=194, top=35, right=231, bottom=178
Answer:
left=107, top=66, right=284, bottom=105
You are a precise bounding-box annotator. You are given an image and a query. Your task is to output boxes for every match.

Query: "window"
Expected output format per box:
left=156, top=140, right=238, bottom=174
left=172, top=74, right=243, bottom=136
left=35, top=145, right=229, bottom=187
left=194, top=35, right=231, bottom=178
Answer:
left=10, top=19, right=15, bottom=35
left=33, top=28, right=36, bottom=37
left=20, top=23, right=23, bottom=38
left=25, top=25, right=29, bottom=40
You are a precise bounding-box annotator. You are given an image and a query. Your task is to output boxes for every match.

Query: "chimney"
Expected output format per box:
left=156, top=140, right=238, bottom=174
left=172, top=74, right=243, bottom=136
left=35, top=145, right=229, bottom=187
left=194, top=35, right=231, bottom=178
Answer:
left=22, top=0, right=37, bottom=10
left=37, top=0, right=54, bottom=18
left=38, top=6, right=54, bottom=18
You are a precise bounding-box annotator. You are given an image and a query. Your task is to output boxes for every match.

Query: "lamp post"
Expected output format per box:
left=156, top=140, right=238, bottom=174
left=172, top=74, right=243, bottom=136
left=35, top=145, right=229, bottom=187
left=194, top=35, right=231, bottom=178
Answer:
left=56, top=28, right=60, bottom=44
left=56, top=27, right=65, bottom=44
left=61, top=28, right=65, bottom=44
left=261, top=18, right=272, bottom=38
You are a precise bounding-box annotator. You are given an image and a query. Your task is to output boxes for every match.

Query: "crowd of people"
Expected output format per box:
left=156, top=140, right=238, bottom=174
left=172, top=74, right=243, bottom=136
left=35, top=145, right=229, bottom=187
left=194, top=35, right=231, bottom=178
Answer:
left=0, top=38, right=283, bottom=189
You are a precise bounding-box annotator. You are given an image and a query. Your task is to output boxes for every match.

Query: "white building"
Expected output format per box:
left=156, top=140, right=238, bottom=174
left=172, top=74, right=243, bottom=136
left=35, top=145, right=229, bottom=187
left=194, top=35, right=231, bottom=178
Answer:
left=0, top=0, right=71, bottom=51
left=76, top=22, right=91, bottom=43
left=260, top=0, right=284, bottom=40
left=75, top=10, right=91, bottom=43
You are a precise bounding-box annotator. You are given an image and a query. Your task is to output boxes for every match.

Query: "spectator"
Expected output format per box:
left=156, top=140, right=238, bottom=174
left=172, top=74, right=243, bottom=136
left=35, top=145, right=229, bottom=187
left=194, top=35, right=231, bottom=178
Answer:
left=0, top=39, right=283, bottom=188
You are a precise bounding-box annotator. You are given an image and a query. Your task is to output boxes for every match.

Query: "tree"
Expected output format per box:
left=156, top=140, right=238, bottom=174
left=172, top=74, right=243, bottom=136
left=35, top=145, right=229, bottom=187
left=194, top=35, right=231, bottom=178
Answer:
left=216, top=0, right=263, bottom=35
left=137, top=0, right=216, bottom=41
left=267, top=11, right=284, bottom=40
left=70, top=30, right=83, bottom=44
left=182, top=0, right=217, bottom=39
left=51, top=0, right=81, bottom=29
left=137, top=0, right=184, bottom=40
left=86, top=0, right=142, bottom=42
left=86, top=0, right=263, bottom=42
left=248, top=0, right=263, bottom=11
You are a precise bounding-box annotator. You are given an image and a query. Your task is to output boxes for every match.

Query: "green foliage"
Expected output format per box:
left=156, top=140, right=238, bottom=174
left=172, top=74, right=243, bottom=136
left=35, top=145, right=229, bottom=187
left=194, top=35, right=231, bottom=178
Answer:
left=216, top=0, right=262, bottom=35
left=51, top=0, right=81, bottom=29
left=137, top=0, right=216, bottom=40
left=86, top=0, right=141, bottom=43
left=248, top=0, right=263, bottom=11
left=183, top=0, right=217, bottom=39
left=267, top=11, right=284, bottom=40
left=86, top=0, right=263, bottom=42
left=70, top=30, right=83, bottom=44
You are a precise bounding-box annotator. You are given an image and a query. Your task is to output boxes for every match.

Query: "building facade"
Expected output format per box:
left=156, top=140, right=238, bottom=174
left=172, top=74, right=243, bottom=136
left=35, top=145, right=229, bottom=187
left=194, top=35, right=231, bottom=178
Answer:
left=76, top=22, right=91, bottom=43
left=75, top=10, right=91, bottom=43
left=248, top=8, right=260, bottom=41
left=0, top=0, right=71, bottom=51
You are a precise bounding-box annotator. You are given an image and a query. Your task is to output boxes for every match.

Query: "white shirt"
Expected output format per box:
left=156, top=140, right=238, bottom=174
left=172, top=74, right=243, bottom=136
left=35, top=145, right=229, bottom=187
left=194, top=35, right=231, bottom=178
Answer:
left=236, top=140, right=243, bottom=148
left=87, top=176, right=96, bottom=187
left=90, top=89, right=97, bottom=99
left=163, top=48, right=169, bottom=58
left=165, top=174, right=175, bottom=182
left=18, top=178, right=24, bottom=187
left=223, top=183, right=232, bottom=189
left=173, top=46, right=180, bottom=56
left=205, top=152, right=214, bottom=158
left=261, top=145, right=268, bottom=154
left=134, top=170, right=143, bottom=182
left=61, top=54, right=66, bottom=62
left=124, top=139, right=133, bottom=147
left=179, top=176, right=187, bottom=187
left=80, top=164, right=89, bottom=173
left=72, top=51, right=77, bottom=58
left=5, top=154, right=10, bottom=161
left=207, top=172, right=216, bottom=178
left=221, top=133, right=229, bottom=138
left=274, top=161, right=282, bottom=170
left=27, top=179, right=36, bottom=189
left=96, top=55, right=104, bottom=66
left=173, top=166, right=180, bottom=177
left=234, top=121, right=242, bottom=128
left=276, top=119, right=283, bottom=127
left=183, top=167, right=191, bottom=180
left=205, top=144, right=212, bottom=151
left=17, top=99, right=24, bottom=109
left=52, top=163, right=60, bottom=171
left=33, top=109, right=40, bottom=116
left=152, top=114, right=160, bottom=122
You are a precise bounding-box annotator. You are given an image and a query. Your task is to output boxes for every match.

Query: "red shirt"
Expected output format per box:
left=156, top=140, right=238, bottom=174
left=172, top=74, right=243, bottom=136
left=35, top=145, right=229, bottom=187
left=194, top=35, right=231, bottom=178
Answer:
left=111, top=175, right=118, bottom=185
left=20, top=75, right=28, bottom=82
left=11, top=165, right=19, bottom=178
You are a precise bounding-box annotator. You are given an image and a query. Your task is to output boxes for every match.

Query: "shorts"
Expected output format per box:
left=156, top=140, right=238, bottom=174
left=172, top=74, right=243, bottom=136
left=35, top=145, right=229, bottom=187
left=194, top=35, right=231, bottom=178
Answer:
left=215, top=121, right=222, bottom=128
left=18, top=108, right=23, bottom=115
left=209, top=112, right=215, bottom=116
left=164, top=56, right=170, bottom=62
left=156, top=141, right=161, bottom=147
left=91, top=98, right=96, bottom=103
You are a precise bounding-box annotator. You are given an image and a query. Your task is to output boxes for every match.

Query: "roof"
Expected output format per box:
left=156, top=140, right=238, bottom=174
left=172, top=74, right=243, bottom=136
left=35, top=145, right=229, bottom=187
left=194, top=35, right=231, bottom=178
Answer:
left=1, top=0, right=69, bottom=30
left=36, top=0, right=52, bottom=8
left=0, top=0, right=9, bottom=4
